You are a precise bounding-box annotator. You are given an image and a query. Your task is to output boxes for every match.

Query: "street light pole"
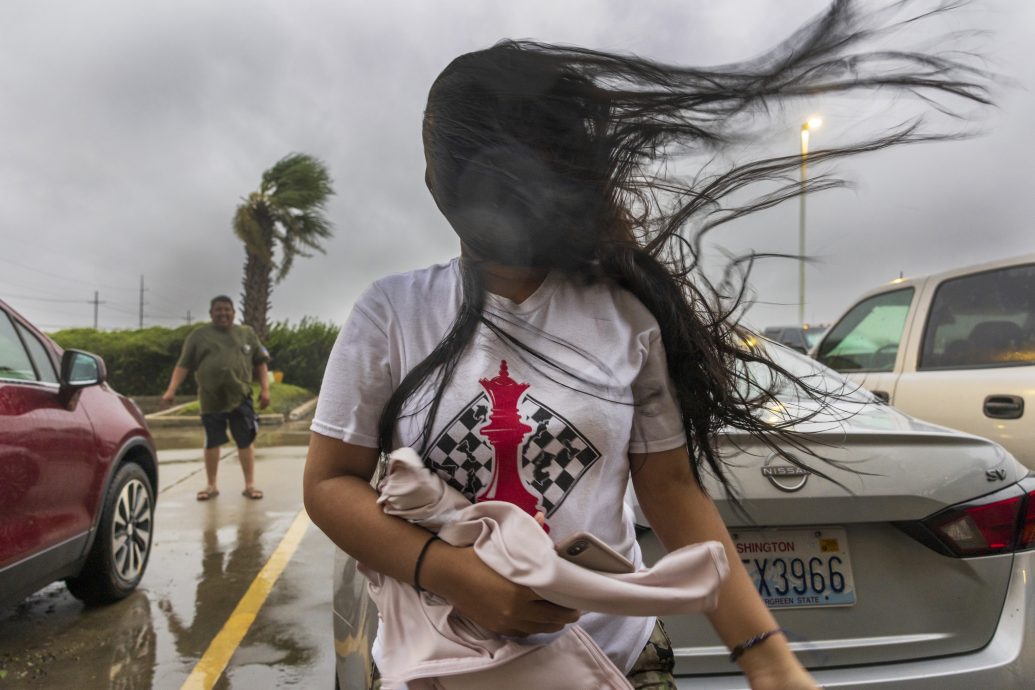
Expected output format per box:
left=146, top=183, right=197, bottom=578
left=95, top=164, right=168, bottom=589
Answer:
left=798, top=116, right=821, bottom=325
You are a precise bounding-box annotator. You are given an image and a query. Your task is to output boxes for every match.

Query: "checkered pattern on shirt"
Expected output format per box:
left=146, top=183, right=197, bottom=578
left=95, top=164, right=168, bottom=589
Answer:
left=424, top=394, right=495, bottom=499
left=423, top=394, right=601, bottom=517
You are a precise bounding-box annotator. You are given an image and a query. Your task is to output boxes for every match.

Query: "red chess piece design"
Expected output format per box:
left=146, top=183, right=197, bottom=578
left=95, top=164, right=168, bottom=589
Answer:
left=476, top=361, right=543, bottom=524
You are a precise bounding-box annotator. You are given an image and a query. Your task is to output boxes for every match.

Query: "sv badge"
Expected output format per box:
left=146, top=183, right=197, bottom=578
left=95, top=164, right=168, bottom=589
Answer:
left=986, top=468, right=1008, bottom=482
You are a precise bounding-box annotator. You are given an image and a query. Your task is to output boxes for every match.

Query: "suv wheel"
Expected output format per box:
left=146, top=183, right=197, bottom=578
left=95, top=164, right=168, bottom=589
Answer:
left=67, top=462, right=154, bottom=604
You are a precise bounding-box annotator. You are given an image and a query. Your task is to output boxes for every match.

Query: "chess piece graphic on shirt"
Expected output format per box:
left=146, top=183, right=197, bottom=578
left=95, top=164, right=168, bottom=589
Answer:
left=423, top=365, right=602, bottom=517
left=476, top=361, right=540, bottom=520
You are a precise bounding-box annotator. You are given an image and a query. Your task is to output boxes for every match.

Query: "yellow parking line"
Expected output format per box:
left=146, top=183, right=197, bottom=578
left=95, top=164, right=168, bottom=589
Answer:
left=180, top=509, right=312, bottom=690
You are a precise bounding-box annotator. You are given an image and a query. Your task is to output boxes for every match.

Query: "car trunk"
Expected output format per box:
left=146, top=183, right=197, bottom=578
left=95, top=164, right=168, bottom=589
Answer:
left=635, top=427, right=1022, bottom=675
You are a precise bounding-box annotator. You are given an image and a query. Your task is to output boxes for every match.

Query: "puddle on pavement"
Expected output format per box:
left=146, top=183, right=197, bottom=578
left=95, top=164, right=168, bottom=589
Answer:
left=0, top=588, right=157, bottom=689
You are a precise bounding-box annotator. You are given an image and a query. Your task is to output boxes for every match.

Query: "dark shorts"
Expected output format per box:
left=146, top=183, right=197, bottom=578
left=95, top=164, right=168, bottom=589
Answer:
left=201, top=396, right=258, bottom=450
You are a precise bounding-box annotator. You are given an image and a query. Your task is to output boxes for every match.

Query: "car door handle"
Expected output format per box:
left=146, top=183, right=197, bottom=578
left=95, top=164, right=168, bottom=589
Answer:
left=984, top=395, right=1024, bottom=420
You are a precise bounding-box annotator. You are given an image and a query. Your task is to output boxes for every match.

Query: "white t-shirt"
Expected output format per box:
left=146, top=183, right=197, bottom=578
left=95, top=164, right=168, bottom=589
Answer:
left=312, top=258, right=687, bottom=673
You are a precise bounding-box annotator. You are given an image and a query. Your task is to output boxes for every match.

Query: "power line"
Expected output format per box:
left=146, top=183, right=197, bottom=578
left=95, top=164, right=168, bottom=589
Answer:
left=4, top=276, right=196, bottom=327
left=104, top=304, right=141, bottom=317
left=0, top=277, right=87, bottom=300
left=0, top=257, right=139, bottom=293
left=0, top=293, right=87, bottom=304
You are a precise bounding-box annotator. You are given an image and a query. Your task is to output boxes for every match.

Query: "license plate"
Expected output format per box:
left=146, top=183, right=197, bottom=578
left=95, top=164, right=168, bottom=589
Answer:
left=731, top=528, right=856, bottom=609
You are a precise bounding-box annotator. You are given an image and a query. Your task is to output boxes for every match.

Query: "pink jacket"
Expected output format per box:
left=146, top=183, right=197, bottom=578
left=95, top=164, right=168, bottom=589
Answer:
left=361, top=448, right=729, bottom=690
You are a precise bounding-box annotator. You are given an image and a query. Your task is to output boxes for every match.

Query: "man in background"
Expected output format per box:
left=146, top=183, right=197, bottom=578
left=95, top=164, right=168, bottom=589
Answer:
left=161, top=295, right=270, bottom=500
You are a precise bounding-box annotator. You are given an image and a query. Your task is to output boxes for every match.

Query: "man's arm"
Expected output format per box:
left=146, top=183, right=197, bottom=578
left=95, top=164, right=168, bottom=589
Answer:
left=254, top=361, right=270, bottom=409
left=160, top=366, right=190, bottom=410
left=248, top=333, right=271, bottom=410
left=630, top=446, right=818, bottom=690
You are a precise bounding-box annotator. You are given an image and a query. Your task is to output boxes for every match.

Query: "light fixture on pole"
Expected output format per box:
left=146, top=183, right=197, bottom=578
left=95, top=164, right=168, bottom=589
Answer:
left=798, top=115, right=821, bottom=325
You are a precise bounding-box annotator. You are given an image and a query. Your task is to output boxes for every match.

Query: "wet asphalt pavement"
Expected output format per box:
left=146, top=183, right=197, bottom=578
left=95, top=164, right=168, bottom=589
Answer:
left=0, top=444, right=337, bottom=690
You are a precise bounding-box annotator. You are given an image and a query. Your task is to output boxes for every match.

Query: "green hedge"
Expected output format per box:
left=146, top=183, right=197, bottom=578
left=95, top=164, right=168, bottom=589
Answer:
left=264, top=317, right=340, bottom=393
left=49, top=318, right=339, bottom=396
left=49, top=325, right=197, bottom=397
left=172, top=382, right=314, bottom=416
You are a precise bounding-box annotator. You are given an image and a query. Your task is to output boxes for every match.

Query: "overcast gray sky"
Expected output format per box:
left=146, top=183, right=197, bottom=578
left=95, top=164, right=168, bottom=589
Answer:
left=2, top=0, right=1031, bottom=333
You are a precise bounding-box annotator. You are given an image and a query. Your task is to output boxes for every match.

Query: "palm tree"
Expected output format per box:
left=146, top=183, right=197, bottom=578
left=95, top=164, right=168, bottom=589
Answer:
left=233, top=153, right=334, bottom=340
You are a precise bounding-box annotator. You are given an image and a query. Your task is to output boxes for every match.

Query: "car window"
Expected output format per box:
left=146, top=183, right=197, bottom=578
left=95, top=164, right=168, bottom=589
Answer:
left=816, top=288, right=914, bottom=372
left=919, top=263, right=1035, bottom=370
left=15, top=322, right=59, bottom=384
left=0, top=312, right=39, bottom=381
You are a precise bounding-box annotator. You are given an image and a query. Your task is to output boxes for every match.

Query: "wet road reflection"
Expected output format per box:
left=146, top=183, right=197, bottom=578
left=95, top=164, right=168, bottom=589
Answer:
left=0, top=589, right=156, bottom=689
left=158, top=509, right=270, bottom=669
left=0, top=446, right=335, bottom=689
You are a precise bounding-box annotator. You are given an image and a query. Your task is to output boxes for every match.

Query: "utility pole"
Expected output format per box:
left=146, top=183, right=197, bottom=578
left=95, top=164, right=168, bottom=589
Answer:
left=185, top=310, right=192, bottom=326
left=139, top=275, right=145, bottom=329
left=91, top=291, right=101, bottom=329
left=798, top=116, right=822, bottom=325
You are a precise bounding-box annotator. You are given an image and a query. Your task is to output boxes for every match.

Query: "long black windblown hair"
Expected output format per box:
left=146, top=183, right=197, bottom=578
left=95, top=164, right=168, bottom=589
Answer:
left=377, top=0, right=993, bottom=495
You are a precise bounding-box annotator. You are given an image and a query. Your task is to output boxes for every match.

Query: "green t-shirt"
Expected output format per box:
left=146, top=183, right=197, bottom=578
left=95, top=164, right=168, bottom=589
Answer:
left=176, top=323, right=269, bottom=414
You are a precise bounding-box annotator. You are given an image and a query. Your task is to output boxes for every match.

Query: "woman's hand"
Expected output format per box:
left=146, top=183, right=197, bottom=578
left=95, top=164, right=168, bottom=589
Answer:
left=422, top=542, right=580, bottom=637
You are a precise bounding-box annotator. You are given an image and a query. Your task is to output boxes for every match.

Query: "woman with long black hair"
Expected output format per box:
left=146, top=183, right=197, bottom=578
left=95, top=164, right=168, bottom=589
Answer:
left=304, top=2, right=991, bottom=687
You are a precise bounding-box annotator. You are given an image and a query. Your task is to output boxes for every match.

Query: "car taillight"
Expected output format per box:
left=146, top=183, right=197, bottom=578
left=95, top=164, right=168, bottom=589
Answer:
left=926, top=495, right=1023, bottom=556
left=910, top=483, right=1035, bottom=558
left=1017, top=489, right=1035, bottom=550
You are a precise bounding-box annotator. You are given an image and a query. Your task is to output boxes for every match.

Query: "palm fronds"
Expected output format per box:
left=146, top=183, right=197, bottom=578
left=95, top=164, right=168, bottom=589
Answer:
left=234, top=153, right=335, bottom=338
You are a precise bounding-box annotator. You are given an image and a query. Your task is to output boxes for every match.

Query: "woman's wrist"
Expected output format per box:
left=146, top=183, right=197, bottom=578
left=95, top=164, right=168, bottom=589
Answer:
left=730, top=628, right=785, bottom=663
left=414, top=539, right=461, bottom=597
left=733, top=629, right=800, bottom=677
left=412, top=535, right=441, bottom=592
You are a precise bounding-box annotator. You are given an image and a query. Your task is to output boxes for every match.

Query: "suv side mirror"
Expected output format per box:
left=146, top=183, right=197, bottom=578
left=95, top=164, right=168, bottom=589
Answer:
left=60, top=350, right=107, bottom=389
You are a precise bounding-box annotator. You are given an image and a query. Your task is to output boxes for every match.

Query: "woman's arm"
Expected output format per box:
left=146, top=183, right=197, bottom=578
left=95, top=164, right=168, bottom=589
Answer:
left=630, top=445, right=818, bottom=690
left=302, top=432, right=579, bottom=636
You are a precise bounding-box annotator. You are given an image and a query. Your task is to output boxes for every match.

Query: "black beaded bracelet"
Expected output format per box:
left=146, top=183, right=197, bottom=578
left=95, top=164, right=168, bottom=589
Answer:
left=729, top=628, right=785, bottom=663
left=413, top=535, right=441, bottom=594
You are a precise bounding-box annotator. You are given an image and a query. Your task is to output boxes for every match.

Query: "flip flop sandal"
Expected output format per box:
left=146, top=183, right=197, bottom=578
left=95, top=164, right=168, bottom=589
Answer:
left=241, top=487, right=264, bottom=500
left=196, top=489, right=220, bottom=501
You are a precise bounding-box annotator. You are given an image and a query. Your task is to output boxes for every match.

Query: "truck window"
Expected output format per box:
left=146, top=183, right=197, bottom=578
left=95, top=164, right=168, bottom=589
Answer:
left=919, top=263, right=1035, bottom=370
left=816, top=288, right=914, bottom=372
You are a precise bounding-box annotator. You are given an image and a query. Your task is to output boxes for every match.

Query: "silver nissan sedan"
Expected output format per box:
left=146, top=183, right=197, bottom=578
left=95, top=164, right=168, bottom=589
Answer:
left=331, top=343, right=1035, bottom=689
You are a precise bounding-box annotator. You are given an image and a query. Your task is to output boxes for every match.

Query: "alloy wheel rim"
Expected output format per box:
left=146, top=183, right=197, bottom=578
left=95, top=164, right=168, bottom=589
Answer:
left=112, top=478, right=152, bottom=582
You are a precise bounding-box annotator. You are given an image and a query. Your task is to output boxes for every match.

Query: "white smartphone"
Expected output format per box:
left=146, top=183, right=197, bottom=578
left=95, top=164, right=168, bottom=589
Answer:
left=554, top=532, right=635, bottom=574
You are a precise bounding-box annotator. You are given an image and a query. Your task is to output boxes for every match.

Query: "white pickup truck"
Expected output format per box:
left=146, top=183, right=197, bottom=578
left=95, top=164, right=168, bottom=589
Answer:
left=813, top=253, right=1035, bottom=469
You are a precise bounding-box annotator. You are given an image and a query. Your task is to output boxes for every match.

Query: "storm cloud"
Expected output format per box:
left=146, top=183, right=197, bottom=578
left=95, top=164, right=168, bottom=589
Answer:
left=2, top=0, right=1031, bottom=332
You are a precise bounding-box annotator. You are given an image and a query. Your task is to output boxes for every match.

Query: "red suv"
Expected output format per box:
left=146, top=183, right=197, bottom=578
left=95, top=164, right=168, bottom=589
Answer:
left=0, top=300, right=157, bottom=608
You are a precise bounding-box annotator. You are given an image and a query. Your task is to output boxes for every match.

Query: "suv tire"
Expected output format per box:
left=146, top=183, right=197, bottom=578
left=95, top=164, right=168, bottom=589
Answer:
left=67, top=462, right=155, bottom=604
